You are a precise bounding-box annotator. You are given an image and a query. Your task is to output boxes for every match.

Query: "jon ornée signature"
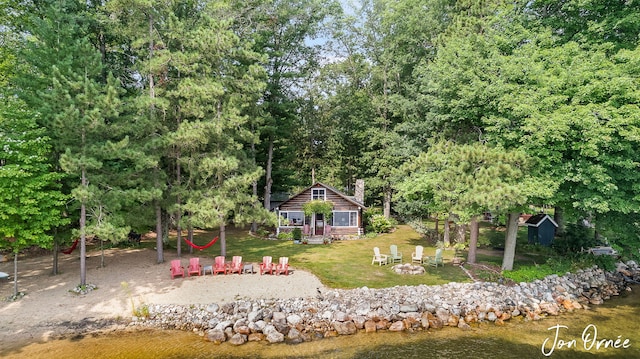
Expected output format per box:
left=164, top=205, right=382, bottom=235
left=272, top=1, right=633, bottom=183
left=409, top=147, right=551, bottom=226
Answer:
left=541, top=323, right=631, bottom=356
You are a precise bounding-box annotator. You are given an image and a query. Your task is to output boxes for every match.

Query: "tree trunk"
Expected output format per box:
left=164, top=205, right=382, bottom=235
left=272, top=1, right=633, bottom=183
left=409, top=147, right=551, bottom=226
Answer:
left=220, top=218, right=227, bottom=257
left=250, top=139, right=258, bottom=233
left=554, top=206, right=564, bottom=236
left=443, top=217, right=451, bottom=247
left=52, top=240, right=59, bottom=275
left=501, top=212, right=520, bottom=271
left=176, top=152, right=182, bottom=257
left=155, top=202, right=164, bottom=264
left=455, top=222, right=465, bottom=244
left=468, top=216, right=479, bottom=264
left=13, top=252, right=18, bottom=297
left=383, top=185, right=392, bottom=219
left=263, top=139, right=274, bottom=210
left=80, top=168, right=87, bottom=286
left=434, top=216, right=439, bottom=234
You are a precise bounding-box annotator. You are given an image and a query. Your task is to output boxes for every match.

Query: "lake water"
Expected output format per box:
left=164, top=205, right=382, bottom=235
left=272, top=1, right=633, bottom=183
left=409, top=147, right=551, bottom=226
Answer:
left=2, top=285, right=639, bottom=359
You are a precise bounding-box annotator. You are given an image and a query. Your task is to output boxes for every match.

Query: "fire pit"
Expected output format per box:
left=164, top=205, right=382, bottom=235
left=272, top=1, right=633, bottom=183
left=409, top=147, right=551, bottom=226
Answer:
left=391, top=263, right=425, bottom=275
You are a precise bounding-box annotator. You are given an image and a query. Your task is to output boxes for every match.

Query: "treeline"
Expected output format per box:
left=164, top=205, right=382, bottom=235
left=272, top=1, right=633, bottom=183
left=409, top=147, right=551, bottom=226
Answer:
left=1, top=0, right=639, bottom=285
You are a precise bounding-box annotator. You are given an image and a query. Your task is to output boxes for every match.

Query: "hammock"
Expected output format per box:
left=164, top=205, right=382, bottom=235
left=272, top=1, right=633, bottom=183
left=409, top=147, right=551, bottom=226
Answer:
left=184, top=236, right=219, bottom=251
left=62, top=239, right=79, bottom=254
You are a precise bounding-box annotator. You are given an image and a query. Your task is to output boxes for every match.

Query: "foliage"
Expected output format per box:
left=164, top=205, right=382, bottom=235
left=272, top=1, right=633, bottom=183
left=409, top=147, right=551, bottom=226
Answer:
left=502, top=258, right=573, bottom=283
left=552, top=223, right=597, bottom=256
left=367, top=214, right=396, bottom=234
left=277, top=231, right=293, bottom=240
left=291, top=228, right=302, bottom=241
left=302, top=200, right=334, bottom=218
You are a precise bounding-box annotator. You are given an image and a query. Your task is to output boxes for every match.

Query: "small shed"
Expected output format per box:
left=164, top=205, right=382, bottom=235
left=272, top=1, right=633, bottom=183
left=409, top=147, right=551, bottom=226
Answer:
left=525, top=213, right=558, bottom=246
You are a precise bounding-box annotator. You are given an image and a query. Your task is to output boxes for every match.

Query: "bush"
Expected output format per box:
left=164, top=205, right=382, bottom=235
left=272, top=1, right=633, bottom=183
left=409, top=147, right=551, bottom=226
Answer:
left=553, top=222, right=596, bottom=256
left=291, top=228, right=302, bottom=241
left=502, top=257, right=573, bottom=283
left=277, top=232, right=293, bottom=240
left=367, top=214, right=396, bottom=234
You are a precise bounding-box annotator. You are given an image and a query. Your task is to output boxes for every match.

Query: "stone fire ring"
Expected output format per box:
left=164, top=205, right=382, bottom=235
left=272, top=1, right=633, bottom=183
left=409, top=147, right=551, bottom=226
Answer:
left=391, top=263, right=425, bottom=275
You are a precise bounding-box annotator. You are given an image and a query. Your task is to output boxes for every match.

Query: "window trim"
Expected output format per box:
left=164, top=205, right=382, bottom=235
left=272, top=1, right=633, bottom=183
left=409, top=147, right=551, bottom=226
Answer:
left=311, top=188, right=326, bottom=201
left=332, top=210, right=358, bottom=227
left=280, top=211, right=305, bottom=227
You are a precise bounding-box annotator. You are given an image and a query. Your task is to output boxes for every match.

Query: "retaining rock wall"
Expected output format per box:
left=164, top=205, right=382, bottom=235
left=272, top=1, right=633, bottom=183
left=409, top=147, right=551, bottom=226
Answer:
left=132, top=261, right=640, bottom=345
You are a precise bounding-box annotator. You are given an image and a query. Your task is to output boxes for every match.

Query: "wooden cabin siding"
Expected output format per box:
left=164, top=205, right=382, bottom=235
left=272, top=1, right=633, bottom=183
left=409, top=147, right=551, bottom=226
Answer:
left=279, top=189, right=359, bottom=211
left=277, top=183, right=365, bottom=237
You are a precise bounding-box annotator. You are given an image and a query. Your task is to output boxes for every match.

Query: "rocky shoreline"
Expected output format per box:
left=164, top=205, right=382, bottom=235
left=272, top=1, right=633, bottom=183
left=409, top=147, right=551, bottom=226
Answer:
left=130, top=261, right=640, bottom=345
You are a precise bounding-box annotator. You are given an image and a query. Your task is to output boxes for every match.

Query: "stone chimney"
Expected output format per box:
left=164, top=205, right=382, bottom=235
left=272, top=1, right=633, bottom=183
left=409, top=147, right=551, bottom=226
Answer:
left=354, top=179, right=365, bottom=204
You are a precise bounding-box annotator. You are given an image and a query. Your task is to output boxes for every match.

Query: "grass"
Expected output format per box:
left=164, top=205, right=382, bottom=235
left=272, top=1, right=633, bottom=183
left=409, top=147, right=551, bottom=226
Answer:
left=128, top=222, right=568, bottom=289
left=138, top=225, right=470, bottom=289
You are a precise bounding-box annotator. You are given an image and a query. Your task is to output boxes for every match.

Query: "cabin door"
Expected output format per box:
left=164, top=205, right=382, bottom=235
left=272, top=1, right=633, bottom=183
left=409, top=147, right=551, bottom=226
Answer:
left=314, top=214, right=324, bottom=235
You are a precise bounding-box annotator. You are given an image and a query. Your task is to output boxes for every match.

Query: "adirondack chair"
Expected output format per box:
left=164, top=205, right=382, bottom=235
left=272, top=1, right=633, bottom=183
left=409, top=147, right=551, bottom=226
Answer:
left=228, top=256, right=243, bottom=274
left=372, top=247, right=388, bottom=266
left=275, top=257, right=289, bottom=275
left=170, top=260, right=185, bottom=279
left=260, top=256, right=275, bottom=275
left=412, top=245, right=424, bottom=264
left=187, top=257, right=202, bottom=276
left=213, top=256, right=228, bottom=275
left=426, top=248, right=444, bottom=268
left=389, top=245, right=403, bottom=263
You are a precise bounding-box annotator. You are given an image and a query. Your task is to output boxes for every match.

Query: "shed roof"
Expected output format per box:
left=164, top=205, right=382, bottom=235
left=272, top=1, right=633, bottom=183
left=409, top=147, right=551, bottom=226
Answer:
left=278, top=182, right=366, bottom=209
left=525, top=213, right=558, bottom=228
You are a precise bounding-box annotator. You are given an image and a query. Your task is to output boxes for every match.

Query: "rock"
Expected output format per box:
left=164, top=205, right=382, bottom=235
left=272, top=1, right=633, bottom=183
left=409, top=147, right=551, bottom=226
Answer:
left=206, top=329, right=226, bottom=344
left=333, top=321, right=357, bottom=335
left=364, top=320, right=377, bottom=333
left=457, top=319, right=471, bottom=330
left=229, top=333, right=247, bottom=345
left=352, top=315, right=366, bottom=329
left=265, top=330, right=285, bottom=343
left=389, top=321, right=405, bottom=332
left=400, top=303, right=418, bottom=312
left=287, top=314, right=303, bottom=326
left=540, top=302, right=559, bottom=316
left=287, top=328, right=303, bottom=343
left=247, top=333, right=264, bottom=342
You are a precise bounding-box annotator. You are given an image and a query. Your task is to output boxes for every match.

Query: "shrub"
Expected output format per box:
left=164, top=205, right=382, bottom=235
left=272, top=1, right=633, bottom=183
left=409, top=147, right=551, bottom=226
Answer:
left=502, top=257, right=573, bottom=283
left=291, top=228, right=302, bottom=241
left=553, top=222, right=596, bottom=256
left=277, top=232, right=293, bottom=240
left=367, top=214, right=396, bottom=234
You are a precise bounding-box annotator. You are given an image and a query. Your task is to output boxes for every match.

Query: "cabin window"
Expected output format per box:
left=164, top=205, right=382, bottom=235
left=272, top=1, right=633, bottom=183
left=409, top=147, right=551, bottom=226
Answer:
left=281, top=211, right=304, bottom=226
left=311, top=188, right=326, bottom=200
left=333, top=211, right=357, bottom=227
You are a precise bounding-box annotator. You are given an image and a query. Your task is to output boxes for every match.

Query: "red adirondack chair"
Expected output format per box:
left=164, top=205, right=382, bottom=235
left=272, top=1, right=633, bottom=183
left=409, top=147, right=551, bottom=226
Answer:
left=170, top=260, right=185, bottom=279
left=213, top=256, right=228, bottom=275
left=259, top=256, right=274, bottom=275
left=275, top=256, right=289, bottom=275
left=228, top=256, right=243, bottom=274
left=188, top=257, right=202, bottom=276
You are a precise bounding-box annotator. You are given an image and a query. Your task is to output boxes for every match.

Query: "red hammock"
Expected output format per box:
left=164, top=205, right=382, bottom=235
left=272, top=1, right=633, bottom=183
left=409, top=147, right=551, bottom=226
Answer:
left=183, top=236, right=219, bottom=251
left=62, top=239, right=79, bottom=254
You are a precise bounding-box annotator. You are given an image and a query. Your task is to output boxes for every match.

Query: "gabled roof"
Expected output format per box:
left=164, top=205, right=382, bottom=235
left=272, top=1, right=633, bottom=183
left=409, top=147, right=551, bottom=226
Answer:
left=278, top=182, right=366, bottom=209
left=525, top=213, right=558, bottom=228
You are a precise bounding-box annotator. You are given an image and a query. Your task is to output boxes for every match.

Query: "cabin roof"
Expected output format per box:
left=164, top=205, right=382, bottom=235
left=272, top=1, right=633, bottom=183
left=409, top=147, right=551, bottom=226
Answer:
left=278, top=182, right=366, bottom=209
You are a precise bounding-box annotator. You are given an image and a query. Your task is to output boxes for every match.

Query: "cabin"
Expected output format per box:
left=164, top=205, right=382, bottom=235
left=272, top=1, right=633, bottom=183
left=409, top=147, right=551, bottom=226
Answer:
left=276, top=181, right=366, bottom=238
left=525, top=213, right=558, bottom=247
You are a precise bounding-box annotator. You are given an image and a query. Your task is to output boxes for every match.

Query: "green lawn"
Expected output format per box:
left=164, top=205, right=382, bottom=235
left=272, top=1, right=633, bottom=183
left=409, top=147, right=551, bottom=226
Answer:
left=121, top=220, right=586, bottom=289
left=153, top=225, right=472, bottom=289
